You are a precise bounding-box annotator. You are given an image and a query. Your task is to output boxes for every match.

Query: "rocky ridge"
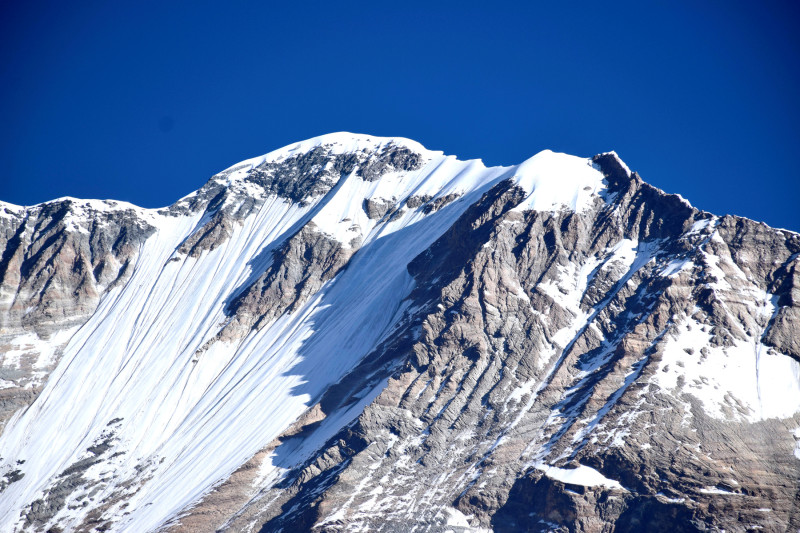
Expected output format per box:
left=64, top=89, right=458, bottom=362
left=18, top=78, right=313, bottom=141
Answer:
left=0, top=133, right=798, bottom=532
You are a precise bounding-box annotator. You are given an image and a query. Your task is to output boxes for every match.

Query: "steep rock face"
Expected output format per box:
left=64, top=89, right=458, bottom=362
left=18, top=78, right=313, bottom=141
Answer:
left=0, top=200, right=155, bottom=335
left=218, top=223, right=356, bottom=341
left=0, top=199, right=156, bottom=434
left=0, top=134, right=797, bottom=533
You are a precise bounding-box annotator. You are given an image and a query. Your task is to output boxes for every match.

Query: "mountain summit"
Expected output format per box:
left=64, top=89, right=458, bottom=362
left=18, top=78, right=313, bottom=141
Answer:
left=0, top=134, right=798, bottom=532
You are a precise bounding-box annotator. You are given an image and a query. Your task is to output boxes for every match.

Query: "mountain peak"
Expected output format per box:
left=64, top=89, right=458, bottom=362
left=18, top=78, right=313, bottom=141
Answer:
left=1, top=134, right=798, bottom=532
left=179, top=133, right=621, bottom=225
left=221, top=132, right=439, bottom=174
left=512, top=149, right=607, bottom=212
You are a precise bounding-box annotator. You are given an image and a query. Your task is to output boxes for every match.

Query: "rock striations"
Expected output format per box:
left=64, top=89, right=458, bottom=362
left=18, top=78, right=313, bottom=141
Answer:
left=0, top=133, right=798, bottom=532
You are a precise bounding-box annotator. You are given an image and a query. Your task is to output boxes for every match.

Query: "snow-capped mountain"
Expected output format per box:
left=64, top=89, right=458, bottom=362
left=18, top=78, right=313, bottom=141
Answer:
left=0, top=133, right=798, bottom=532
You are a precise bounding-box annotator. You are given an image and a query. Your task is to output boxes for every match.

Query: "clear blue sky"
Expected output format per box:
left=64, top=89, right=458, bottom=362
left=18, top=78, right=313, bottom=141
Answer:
left=1, top=1, right=798, bottom=230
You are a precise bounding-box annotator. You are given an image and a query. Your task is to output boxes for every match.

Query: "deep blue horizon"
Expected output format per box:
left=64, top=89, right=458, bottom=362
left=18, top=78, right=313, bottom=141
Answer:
left=1, top=1, right=798, bottom=230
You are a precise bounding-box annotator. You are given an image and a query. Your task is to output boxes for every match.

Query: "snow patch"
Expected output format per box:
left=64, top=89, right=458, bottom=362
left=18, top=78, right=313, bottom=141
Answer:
left=652, top=309, right=800, bottom=422
left=511, top=150, right=606, bottom=213
left=699, top=486, right=741, bottom=495
left=535, top=463, right=626, bottom=491
left=443, top=507, right=491, bottom=532
left=662, top=258, right=693, bottom=277
left=688, top=217, right=717, bottom=235
left=793, top=428, right=800, bottom=460
left=655, top=492, right=686, bottom=504
left=1, top=327, right=79, bottom=382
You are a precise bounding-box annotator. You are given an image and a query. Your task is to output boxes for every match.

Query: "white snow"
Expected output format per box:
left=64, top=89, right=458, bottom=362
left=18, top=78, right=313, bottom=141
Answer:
left=651, top=229, right=800, bottom=424
left=6, top=134, right=799, bottom=529
left=794, top=428, right=800, bottom=460
left=442, top=507, right=491, bottom=532
left=512, top=150, right=606, bottom=213
left=444, top=507, right=473, bottom=528
left=0, top=327, right=79, bottom=386
left=495, top=237, right=663, bottom=466
left=307, top=153, right=504, bottom=247
left=652, top=310, right=800, bottom=422
left=655, top=492, right=686, bottom=504
left=688, top=217, right=717, bottom=235
left=0, top=197, right=143, bottom=212
left=674, top=194, right=693, bottom=208
left=535, top=463, right=626, bottom=490
left=662, top=257, right=693, bottom=277
left=0, top=201, right=24, bottom=219
left=699, top=486, right=741, bottom=495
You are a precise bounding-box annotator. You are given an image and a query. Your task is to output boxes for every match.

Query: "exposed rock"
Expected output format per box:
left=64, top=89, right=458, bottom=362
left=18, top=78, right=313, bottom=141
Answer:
left=356, top=143, right=423, bottom=182
left=407, top=194, right=434, bottom=209
left=422, top=193, right=460, bottom=214
left=244, top=146, right=360, bottom=206
left=362, top=198, right=395, bottom=220
left=0, top=200, right=154, bottom=336
left=218, top=222, right=356, bottom=342
left=22, top=425, right=123, bottom=531
left=177, top=211, right=233, bottom=258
